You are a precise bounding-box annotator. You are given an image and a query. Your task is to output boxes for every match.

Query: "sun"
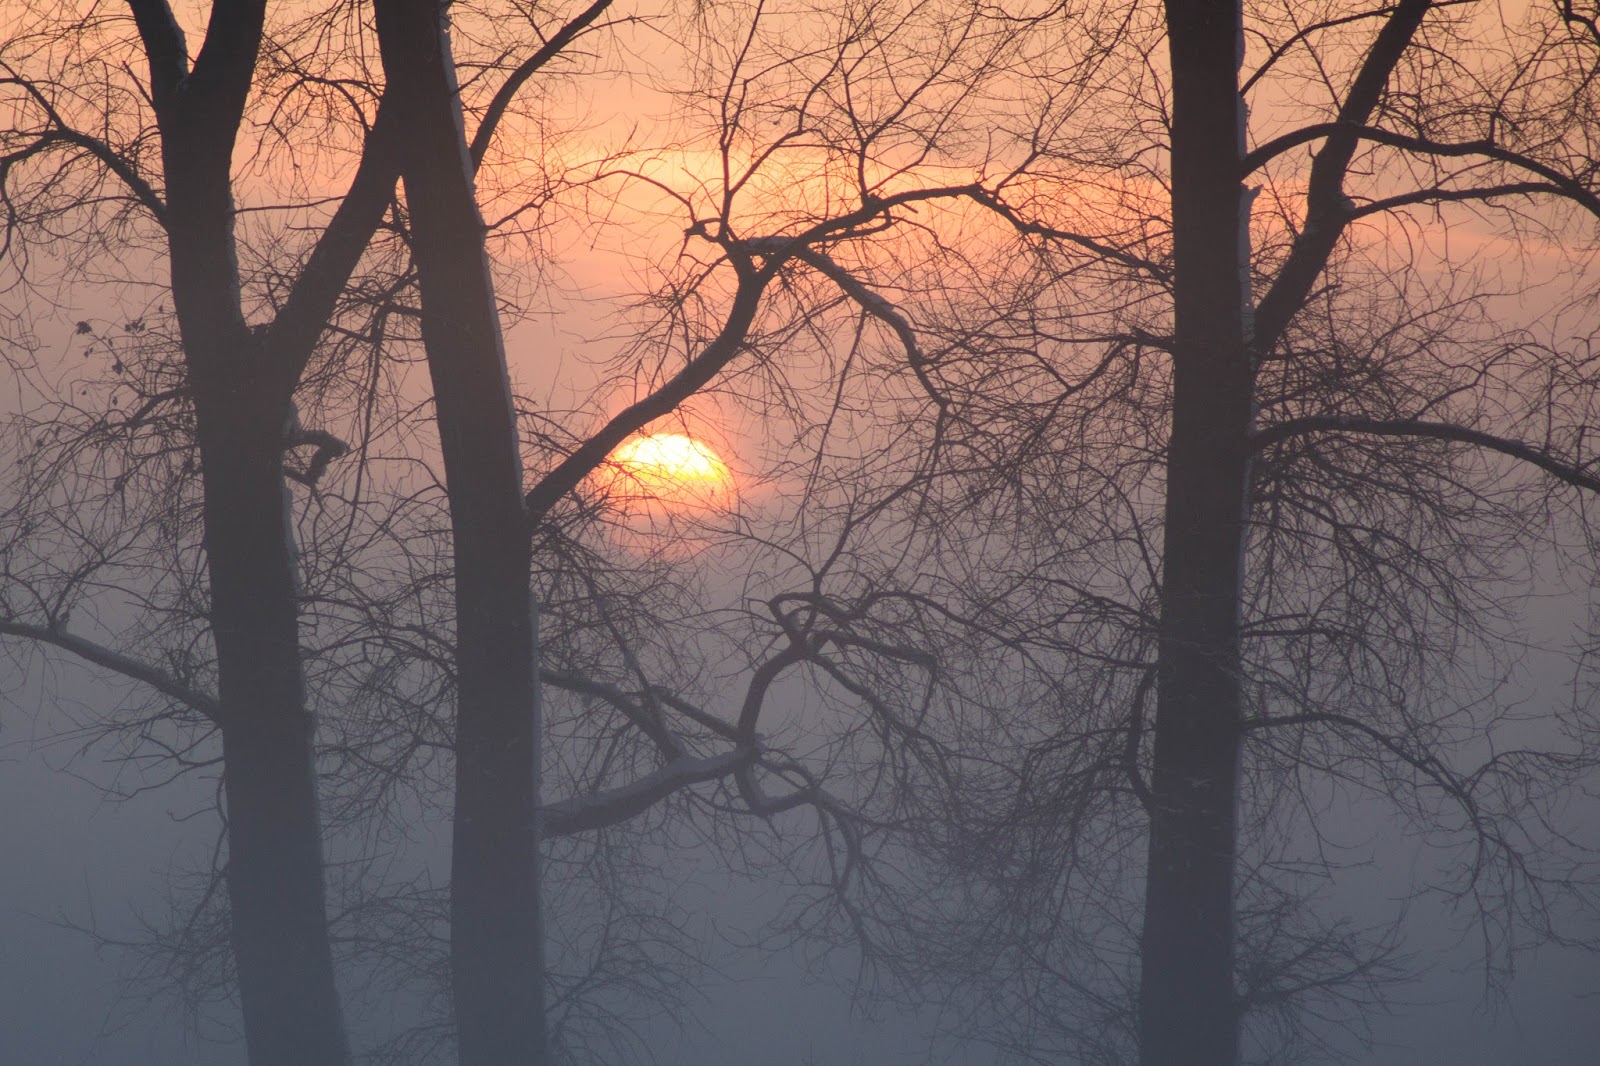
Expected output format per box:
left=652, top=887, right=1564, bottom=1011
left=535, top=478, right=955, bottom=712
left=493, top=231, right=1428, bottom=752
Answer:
left=601, top=432, right=734, bottom=510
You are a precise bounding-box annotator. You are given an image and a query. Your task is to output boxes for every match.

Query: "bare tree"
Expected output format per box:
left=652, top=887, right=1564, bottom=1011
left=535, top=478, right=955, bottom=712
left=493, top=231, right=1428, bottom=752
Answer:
left=805, top=2, right=1600, bottom=1062
left=0, top=1, right=412, bottom=1058
left=626, top=2, right=1600, bottom=1063
left=12, top=2, right=1598, bottom=1065
left=1145, top=3, right=1600, bottom=1061
left=368, top=0, right=567, bottom=1058
left=1, top=0, right=1048, bottom=1060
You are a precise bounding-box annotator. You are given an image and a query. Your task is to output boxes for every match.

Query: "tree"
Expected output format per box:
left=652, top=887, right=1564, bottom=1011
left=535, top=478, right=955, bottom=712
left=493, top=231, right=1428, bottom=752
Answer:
left=367, top=0, right=570, bottom=1057
left=1145, top=3, right=1600, bottom=1061
left=815, top=2, right=1600, bottom=1062
left=0, top=0, right=610, bottom=1058
left=647, top=2, right=1600, bottom=1062
left=0, top=2, right=410, bottom=1059
left=10, top=1, right=1597, bottom=1063
left=1, top=0, right=1043, bottom=1060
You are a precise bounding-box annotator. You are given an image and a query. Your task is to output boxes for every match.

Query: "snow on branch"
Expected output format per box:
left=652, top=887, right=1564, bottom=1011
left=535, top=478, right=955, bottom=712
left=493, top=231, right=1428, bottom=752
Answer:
left=543, top=746, right=756, bottom=836
left=0, top=620, right=221, bottom=722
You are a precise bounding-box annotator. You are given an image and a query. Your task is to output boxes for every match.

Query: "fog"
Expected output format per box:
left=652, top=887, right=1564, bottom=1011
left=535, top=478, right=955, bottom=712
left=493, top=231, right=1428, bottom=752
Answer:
left=5, top=629, right=1599, bottom=1064
left=4, top=742, right=1598, bottom=1065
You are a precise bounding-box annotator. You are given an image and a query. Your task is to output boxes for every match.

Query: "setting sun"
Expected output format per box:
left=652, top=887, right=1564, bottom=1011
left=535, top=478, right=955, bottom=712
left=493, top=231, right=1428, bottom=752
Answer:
left=602, top=432, right=734, bottom=510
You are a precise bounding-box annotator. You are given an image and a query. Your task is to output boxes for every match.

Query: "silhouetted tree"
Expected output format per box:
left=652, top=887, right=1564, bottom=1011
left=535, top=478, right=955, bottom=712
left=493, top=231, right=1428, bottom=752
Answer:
left=1, top=1, right=1041, bottom=1061
left=817, top=2, right=1600, bottom=1062
left=659, top=3, right=1600, bottom=1063
left=11, top=3, right=1598, bottom=1065
left=0, top=2, right=411, bottom=1058
left=1145, top=3, right=1599, bottom=1061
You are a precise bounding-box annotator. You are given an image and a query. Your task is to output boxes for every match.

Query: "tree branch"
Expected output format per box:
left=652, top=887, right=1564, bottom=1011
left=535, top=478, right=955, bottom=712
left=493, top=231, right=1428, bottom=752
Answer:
left=965, top=188, right=1170, bottom=282
left=468, top=0, right=614, bottom=170
left=1349, top=181, right=1569, bottom=218
left=185, top=0, right=269, bottom=124
left=522, top=182, right=987, bottom=526
left=795, top=247, right=956, bottom=410
left=1250, top=415, right=1600, bottom=494
left=1243, top=5, right=1411, bottom=96
left=1251, top=0, right=1436, bottom=357
left=1244, top=123, right=1600, bottom=218
left=543, top=746, right=755, bottom=836
left=1560, top=0, right=1600, bottom=48
left=45, top=129, right=168, bottom=224
left=522, top=264, right=773, bottom=526
left=0, top=74, right=168, bottom=224
left=540, top=667, right=684, bottom=758
left=268, top=96, right=405, bottom=387
left=124, top=0, right=189, bottom=108
left=0, top=621, right=221, bottom=722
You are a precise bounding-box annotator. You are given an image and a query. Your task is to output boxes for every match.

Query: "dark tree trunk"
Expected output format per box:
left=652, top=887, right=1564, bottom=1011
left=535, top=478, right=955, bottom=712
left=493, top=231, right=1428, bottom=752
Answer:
left=166, top=145, right=351, bottom=1066
left=1137, top=4, right=1437, bottom=1062
left=196, top=385, right=349, bottom=1066
left=1139, top=3, right=1250, bottom=1065
left=123, top=0, right=410, bottom=1058
left=372, top=2, right=549, bottom=1062
left=163, top=113, right=350, bottom=1066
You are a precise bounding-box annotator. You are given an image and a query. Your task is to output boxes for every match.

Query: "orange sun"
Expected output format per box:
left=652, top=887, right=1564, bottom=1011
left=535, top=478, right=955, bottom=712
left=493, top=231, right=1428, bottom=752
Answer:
left=601, top=432, right=734, bottom=511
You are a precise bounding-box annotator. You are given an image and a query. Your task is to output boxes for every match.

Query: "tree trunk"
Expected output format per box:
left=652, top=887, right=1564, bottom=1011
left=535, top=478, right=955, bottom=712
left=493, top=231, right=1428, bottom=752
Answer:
left=147, top=9, right=351, bottom=1053
left=371, top=2, right=549, bottom=1062
left=195, top=388, right=349, bottom=1066
left=1139, top=3, right=1250, bottom=1065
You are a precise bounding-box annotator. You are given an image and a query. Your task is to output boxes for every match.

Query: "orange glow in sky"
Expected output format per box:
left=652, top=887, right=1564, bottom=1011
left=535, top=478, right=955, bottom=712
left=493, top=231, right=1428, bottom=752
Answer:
left=601, top=433, right=734, bottom=511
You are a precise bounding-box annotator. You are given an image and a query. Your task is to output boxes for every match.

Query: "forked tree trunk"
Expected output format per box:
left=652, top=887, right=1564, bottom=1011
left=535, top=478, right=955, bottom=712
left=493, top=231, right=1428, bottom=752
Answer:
left=371, top=2, right=549, bottom=1062
left=1139, top=2, right=1250, bottom=1065
left=145, top=2, right=351, bottom=1055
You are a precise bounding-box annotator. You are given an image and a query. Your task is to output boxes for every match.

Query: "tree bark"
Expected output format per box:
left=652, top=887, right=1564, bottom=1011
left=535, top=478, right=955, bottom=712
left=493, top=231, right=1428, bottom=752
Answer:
left=371, top=2, right=549, bottom=1062
left=1139, top=3, right=1250, bottom=1065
